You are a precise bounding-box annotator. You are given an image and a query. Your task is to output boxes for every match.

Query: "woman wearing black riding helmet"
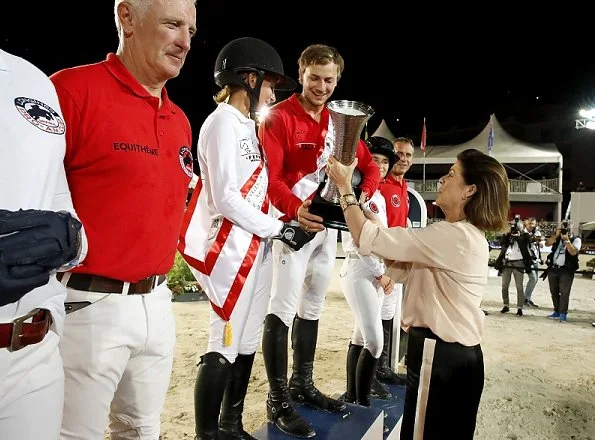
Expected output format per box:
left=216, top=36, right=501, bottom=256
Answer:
left=178, top=37, right=313, bottom=440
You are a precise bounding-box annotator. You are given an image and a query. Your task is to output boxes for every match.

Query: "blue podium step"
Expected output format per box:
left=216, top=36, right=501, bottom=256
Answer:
left=252, top=401, right=383, bottom=440
left=371, top=383, right=406, bottom=439
left=252, top=383, right=406, bottom=440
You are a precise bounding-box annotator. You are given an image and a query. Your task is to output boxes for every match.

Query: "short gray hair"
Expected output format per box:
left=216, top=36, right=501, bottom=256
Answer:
left=114, top=0, right=151, bottom=38
left=114, top=0, right=197, bottom=37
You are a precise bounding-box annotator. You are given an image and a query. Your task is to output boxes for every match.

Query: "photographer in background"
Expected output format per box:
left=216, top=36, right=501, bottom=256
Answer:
left=494, top=215, right=533, bottom=316
left=523, top=217, right=543, bottom=308
left=543, top=220, right=581, bottom=322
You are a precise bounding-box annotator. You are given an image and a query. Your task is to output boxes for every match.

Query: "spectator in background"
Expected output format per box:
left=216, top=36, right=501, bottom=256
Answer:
left=494, top=215, right=533, bottom=316
left=523, top=217, right=542, bottom=308
left=544, top=220, right=581, bottom=322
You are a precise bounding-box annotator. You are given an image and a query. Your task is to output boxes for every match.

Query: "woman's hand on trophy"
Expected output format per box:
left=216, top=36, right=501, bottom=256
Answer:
left=326, top=156, right=358, bottom=195
left=297, top=200, right=325, bottom=233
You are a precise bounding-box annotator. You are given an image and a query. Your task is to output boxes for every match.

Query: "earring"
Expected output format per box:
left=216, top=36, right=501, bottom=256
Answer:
left=462, top=195, right=467, bottom=200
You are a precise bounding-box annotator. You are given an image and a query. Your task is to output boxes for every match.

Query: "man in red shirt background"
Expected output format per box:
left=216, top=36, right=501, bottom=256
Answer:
left=259, top=44, right=380, bottom=438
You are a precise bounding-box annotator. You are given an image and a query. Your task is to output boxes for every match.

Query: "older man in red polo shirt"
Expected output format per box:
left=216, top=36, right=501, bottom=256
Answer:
left=50, top=1, right=197, bottom=438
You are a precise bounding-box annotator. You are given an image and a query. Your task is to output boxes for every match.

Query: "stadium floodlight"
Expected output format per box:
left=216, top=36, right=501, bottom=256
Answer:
left=576, top=108, right=595, bottom=130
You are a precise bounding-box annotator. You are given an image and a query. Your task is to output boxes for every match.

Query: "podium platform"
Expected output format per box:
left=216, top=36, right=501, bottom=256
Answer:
left=375, top=382, right=406, bottom=440
left=252, top=383, right=406, bottom=440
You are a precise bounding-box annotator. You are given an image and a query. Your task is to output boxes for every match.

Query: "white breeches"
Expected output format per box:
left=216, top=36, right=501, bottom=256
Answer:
left=0, top=328, right=63, bottom=440
left=202, top=241, right=272, bottom=362
left=339, top=255, right=384, bottom=358
left=60, top=281, right=175, bottom=440
left=268, top=228, right=338, bottom=326
left=381, top=283, right=402, bottom=320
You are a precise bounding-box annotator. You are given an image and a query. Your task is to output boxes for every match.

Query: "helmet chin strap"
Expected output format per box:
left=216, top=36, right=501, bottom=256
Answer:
left=244, top=70, right=265, bottom=122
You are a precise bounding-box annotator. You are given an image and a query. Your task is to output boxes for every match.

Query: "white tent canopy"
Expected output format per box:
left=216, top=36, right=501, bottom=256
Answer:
left=371, top=119, right=396, bottom=142
left=413, top=114, right=563, bottom=165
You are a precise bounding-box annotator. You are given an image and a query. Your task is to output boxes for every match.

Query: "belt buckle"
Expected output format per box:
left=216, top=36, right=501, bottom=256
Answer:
left=9, top=308, right=42, bottom=352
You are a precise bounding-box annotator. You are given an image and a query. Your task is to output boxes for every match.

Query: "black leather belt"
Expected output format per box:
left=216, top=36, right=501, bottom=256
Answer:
left=56, top=273, right=166, bottom=294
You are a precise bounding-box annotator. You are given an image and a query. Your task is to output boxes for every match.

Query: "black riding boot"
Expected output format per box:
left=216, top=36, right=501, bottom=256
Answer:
left=262, top=314, right=315, bottom=438
left=356, top=348, right=379, bottom=407
left=195, top=352, right=231, bottom=440
left=376, top=319, right=406, bottom=385
left=344, top=343, right=363, bottom=403
left=288, top=316, right=346, bottom=412
left=219, top=353, right=257, bottom=440
left=370, top=376, right=392, bottom=399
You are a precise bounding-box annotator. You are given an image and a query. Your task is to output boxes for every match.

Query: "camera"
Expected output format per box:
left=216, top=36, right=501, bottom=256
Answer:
left=510, top=214, right=523, bottom=234
left=560, top=221, right=569, bottom=236
left=533, top=226, right=542, bottom=242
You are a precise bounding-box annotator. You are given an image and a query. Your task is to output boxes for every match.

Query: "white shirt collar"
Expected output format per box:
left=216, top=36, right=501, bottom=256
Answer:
left=218, top=102, right=253, bottom=125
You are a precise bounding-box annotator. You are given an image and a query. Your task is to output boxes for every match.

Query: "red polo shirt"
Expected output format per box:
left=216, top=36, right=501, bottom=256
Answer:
left=51, top=53, right=192, bottom=282
left=259, top=94, right=380, bottom=220
left=379, top=175, right=409, bottom=227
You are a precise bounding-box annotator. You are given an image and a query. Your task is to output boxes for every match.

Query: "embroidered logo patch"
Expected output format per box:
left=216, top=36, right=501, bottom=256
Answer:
left=294, top=129, right=306, bottom=143
left=391, top=194, right=401, bottom=208
left=14, top=97, right=65, bottom=135
left=282, top=227, right=296, bottom=242
left=369, top=201, right=379, bottom=214
left=239, top=138, right=261, bottom=162
left=179, top=146, right=194, bottom=178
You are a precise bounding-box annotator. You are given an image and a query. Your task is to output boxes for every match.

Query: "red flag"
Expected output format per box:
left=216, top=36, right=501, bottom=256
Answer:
left=420, top=117, right=427, bottom=152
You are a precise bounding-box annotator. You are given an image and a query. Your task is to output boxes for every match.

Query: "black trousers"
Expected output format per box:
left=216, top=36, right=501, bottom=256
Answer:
left=547, top=267, right=575, bottom=314
left=400, top=327, right=484, bottom=440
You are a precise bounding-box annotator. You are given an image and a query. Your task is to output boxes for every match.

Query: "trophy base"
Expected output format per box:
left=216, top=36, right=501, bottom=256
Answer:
left=308, top=186, right=362, bottom=232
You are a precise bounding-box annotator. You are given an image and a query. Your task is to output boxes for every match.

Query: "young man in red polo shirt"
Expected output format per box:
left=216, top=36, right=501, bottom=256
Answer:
left=258, top=43, right=380, bottom=437
left=375, top=136, right=414, bottom=390
left=50, top=1, right=197, bottom=438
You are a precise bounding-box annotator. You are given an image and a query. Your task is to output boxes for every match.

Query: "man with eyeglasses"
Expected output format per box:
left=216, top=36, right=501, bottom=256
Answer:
left=372, top=137, right=414, bottom=395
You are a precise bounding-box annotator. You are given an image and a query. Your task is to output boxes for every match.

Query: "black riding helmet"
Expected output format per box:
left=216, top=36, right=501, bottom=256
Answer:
left=215, top=37, right=296, bottom=90
left=214, top=37, right=296, bottom=118
left=365, top=136, right=397, bottom=171
left=214, top=37, right=296, bottom=119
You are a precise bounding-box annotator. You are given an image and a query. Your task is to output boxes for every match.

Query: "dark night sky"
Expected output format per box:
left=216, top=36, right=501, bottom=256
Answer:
left=2, top=4, right=594, bottom=185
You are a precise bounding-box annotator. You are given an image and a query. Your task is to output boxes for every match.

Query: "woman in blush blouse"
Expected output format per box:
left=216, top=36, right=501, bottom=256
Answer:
left=326, top=148, right=509, bottom=440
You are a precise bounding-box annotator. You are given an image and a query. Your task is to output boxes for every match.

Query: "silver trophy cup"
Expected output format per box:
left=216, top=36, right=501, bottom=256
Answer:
left=310, top=100, right=375, bottom=230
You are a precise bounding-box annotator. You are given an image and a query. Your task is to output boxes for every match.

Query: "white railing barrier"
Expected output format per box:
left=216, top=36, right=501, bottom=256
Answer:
left=410, top=178, right=559, bottom=194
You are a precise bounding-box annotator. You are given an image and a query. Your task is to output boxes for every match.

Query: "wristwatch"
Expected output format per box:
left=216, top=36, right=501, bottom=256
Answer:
left=339, top=193, right=359, bottom=211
